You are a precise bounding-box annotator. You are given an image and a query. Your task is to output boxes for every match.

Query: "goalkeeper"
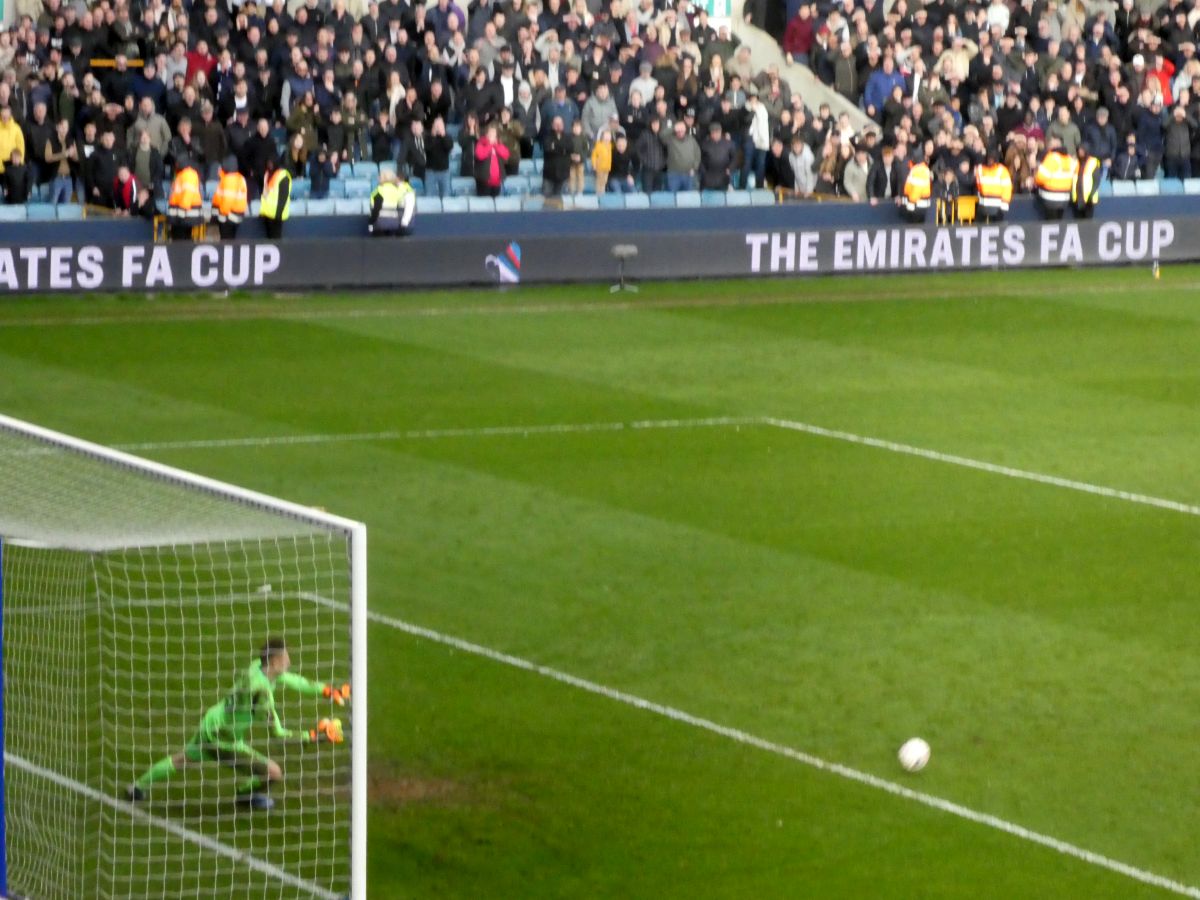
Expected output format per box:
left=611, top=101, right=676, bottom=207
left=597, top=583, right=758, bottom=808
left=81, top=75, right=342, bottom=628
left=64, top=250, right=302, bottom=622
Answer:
left=125, top=637, right=349, bottom=811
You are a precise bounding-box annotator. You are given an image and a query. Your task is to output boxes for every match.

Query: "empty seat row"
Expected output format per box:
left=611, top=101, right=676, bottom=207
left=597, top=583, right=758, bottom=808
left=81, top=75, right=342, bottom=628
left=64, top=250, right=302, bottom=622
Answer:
left=0, top=203, right=86, bottom=222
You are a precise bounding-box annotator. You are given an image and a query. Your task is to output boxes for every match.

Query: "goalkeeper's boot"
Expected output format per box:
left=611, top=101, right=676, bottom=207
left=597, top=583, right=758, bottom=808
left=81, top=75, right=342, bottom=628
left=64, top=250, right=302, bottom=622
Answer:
left=125, top=785, right=146, bottom=802
left=237, top=792, right=275, bottom=811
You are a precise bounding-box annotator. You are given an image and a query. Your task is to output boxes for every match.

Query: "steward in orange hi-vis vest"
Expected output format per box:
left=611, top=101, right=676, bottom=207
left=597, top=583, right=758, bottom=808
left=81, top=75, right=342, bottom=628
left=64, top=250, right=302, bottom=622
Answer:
left=213, top=156, right=249, bottom=240
left=901, top=150, right=932, bottom=223
left=1035, top=140, right=1077, bottom=220
left=975, top=151, right=1014, bottom=223
left=167, top=158, right=203, bottom=241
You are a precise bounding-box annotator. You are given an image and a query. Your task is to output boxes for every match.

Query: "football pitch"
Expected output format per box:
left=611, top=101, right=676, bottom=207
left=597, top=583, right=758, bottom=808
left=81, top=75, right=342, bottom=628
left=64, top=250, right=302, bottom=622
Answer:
left=2, top=266, right=1200, bottom=898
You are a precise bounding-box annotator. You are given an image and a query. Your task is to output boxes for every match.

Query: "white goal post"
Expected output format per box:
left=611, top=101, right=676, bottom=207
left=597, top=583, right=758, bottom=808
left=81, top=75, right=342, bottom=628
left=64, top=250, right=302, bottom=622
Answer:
left=0, top=413, right=366, bottom=900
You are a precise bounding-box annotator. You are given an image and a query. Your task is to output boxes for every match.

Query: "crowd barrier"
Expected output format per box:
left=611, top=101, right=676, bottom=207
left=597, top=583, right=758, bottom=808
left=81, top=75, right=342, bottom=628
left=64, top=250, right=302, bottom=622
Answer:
left=0, top=214, right=1185, bottom=294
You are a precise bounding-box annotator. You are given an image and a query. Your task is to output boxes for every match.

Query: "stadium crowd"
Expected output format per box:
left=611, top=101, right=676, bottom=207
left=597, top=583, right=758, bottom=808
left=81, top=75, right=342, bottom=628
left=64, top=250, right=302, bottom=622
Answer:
left=0, top=0, right=1196, bottom=214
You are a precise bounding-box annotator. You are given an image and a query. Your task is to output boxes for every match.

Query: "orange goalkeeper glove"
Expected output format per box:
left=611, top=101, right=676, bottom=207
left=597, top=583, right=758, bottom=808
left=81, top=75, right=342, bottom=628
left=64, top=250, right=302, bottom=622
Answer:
left=308, top=717, right=344, bottom=744
left=322, top=683, right=351, bottom=706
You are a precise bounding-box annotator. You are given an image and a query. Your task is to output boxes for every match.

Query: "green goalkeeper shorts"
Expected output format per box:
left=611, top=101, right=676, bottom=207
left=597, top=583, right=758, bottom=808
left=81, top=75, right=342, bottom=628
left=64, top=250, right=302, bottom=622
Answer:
left=184, top=730, right=272, bottom=768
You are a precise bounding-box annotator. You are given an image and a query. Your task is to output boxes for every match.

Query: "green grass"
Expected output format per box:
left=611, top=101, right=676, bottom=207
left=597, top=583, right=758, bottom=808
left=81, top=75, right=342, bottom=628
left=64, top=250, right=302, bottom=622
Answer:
left=2, top=266, right=1200, bottom=897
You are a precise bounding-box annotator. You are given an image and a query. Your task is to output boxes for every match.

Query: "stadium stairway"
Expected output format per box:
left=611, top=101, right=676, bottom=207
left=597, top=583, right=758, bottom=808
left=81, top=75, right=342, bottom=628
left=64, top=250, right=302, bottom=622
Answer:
left=727, top=0, right=874, bottom=136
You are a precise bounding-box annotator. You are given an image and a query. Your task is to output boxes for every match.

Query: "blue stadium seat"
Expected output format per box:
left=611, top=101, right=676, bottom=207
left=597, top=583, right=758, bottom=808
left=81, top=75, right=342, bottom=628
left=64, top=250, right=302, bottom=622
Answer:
left=0, top=205, right=26, bottom=222
left=1134, top=180, right=1160, bottom=197
left=204, top=179, right=219, bottom=199
left=1098, top=181, right=1115, bottom=198
left=750, top=189, right=776, bottom=206
left=495, top=195, right=522, bottom=212
left=249, top=199, right=261, bottom=216
left=288, top=199, right=309, bottom=216
left=521, top=195, right=545, bottom=211
left=441, top=196, right=469, bottom=213
left=1159, top=179, right=1185, bottom=195
left=517, top=158, right=538, bottom=176
left=700, top=191, right=727, bottom=207
left=416, top=196, right=443, bottom=214
left=675, top=190, right=702, bottom=208
left=1111, top=180, right=1137, bottom=197
left=56, top=203, right=84, bottom=221
left=533, top=157, right=543, bottom=173
left=378, top=161, right=398, bottom=178
left=503, top=175, right=529, bottom=195
left=290, top=177, right=311, bottom=200
left=624, top=192, right=650, bottom=209
left=583, top=174, right=596, bottom=193
left=598, top=193, right=624, bottom=209
left=726, top=190, right=752, bottom=207
left=342, top=178, right=372, bottom=198
left=1182, top=178, right=1200, bottom=194
left=31, top=183, right=49, bottom=202
left=335, top=198, right=365, bottom=215
left=305, top=198, right=334, bottom=215
left=572, top=194, right=600, bottom=210
left=466, top=196, right=495, bottom=212
left=327, top=178, right=347, bottom=199
left=446, top=122, right=462, bottom=140
left=352, top=161, right=379, bottom=181
left=26, top=204, right=56, bottom=221
left=649, top=191, right=676, bottom=208
left=450, top=176, right=476, bottom=197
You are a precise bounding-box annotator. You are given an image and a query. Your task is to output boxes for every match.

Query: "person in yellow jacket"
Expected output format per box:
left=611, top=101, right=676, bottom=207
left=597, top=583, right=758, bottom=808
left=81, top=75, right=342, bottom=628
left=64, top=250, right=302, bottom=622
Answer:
left=975, top=149, right=1013, bottom=223
left=1071, top=144, right=1101, bottom=219
left=259, top=160, right=291, bottom=240
left=1034, top=138, right=1076, bottom=220
left=167, top=156, right=204, bottom=241
left=367, top=170, right=417, bottom=237
left=212, top=155, right=249, bottom=240
left=0, top=104, right=24, bottom=181
left=590, top=128, right=613, bottom=195
left=901, top=149, right=932, bottom=223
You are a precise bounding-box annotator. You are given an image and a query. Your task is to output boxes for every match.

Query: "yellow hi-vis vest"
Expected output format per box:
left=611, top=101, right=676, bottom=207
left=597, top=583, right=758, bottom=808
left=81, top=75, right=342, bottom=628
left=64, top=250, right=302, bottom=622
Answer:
left=260, top=169, right=291, bottom=220
left=1072, top=156, right=1100, bottom=206
left=369, top=180, right=415, bottom=231
left=1035, top=150, right=1076, bottom=204
left=976, top=163, right=1013, bottom=212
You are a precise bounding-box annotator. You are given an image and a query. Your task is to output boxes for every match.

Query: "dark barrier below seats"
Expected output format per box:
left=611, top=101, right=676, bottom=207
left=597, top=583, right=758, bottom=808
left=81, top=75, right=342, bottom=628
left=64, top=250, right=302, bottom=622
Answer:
left=0, top=216, right=1186, bottom=294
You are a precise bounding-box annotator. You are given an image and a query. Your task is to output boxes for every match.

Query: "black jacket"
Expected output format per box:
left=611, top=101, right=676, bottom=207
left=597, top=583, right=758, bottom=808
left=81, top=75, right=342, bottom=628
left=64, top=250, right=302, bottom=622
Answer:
left=542, top=131, right=571, bottom=183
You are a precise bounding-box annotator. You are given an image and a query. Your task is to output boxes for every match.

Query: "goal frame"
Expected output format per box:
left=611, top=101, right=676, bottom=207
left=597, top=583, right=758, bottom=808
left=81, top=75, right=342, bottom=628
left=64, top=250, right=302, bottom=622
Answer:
left=0, top=412, right=367, bottom=899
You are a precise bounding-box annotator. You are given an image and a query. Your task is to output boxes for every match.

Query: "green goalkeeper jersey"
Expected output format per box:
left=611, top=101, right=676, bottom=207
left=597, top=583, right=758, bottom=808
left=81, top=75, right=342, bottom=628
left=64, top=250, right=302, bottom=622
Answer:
left=199, top=660, right=325, bottom=742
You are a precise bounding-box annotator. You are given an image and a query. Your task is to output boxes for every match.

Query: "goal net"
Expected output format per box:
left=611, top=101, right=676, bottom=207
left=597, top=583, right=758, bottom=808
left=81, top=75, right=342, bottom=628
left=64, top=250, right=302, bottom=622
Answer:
left=0, top=414, right=366, bottom=900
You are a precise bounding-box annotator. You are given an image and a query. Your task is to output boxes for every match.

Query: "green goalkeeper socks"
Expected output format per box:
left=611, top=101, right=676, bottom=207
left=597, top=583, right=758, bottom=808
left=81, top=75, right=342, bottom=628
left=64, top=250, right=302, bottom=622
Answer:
left=135, top=757, right=177, bottom=790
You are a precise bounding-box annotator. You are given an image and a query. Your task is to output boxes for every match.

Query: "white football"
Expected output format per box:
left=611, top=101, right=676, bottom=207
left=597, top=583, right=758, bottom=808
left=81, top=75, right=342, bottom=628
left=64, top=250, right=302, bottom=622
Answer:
left=898, top=737, right=930, bottom=772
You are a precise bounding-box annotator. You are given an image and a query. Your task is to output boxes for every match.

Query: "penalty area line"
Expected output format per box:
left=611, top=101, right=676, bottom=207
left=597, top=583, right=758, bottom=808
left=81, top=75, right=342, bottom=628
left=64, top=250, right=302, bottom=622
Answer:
left=293, top=594, right=1200, bottom=899
left=3, top=752, right=340, bottom=900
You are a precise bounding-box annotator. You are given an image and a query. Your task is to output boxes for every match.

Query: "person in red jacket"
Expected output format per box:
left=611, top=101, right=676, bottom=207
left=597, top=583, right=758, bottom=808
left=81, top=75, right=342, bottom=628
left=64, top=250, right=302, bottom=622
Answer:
left=782, top=4, right=815, bottom=66
left=473, top=124, right=510, bottom=198
left=112, top=164, right=141, bottom=216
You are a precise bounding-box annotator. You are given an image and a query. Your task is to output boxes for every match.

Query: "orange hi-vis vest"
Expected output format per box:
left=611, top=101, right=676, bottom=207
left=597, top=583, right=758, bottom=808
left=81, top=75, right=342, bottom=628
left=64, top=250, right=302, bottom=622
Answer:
left=1035, top=150, right=1076, bottom=204
left=214, top=168, right=249, bottom=222
left=976, top=162, right=1013, bottom=212
left=168, top=166, right=203, bottom=219
left=903, top=162, right=932, bottom=211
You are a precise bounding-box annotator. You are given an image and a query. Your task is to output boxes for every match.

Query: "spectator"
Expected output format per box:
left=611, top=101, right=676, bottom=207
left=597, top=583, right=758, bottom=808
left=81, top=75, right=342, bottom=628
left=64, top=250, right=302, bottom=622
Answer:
left=129, top=97, right=172, bottom=156
left=130, top=130, right=165, bottom=202
left=112, top=164, right=141, bottom=216
left=402, top=120, right=429, bottom=183
left=87, top=129, right=124, bottom=208
left=582, top=82, right=618, bottom=139
left=1135, top=96, right=1166, bottom=178
left=609, top=133, right=637, bottom=193
left=1163, top=105, right=1195, bottom=179
left=0, top=105, right=24, bottom=184
left=1084, top=108, right=1118, bottom=182
left=567, top=118, right=589, bottom=195
left=1046, top=106, right=1082, bottom=156
left=782, top=4, right=814, bottom=67
left=842, top=141, right=871, bottom=202
left=542, top=116, right=571, bottom=197
left=790, top=135, right=818, bottom=196
left=424, top=118, right=454, bottom=198
left=661, top=118, right=701, bottom=191
left=699, top=121, right=735, bottom=190
left=497, top=107, right=523, bottom=175
left=867, top=140, right=903, bottom=205
left=3, top=150, right=30, bottom=204
left=26, top=101, right=53, bottom=186
left=635, top=115, right=666, bottom=192
left=1112, top=133, right=1145, bottom=180
left=458, top=112, right=480, bottom=178
left=196, top=102, right=227, bottom=180
left=742, top=86, right=770, bottom=188
left=765, top=137, right=794, bottom=191
left=309, top=146, right=336, bottom=199
left=474, top=123, right=509, bottom=197
left=44, top=119, right=80, bottom=205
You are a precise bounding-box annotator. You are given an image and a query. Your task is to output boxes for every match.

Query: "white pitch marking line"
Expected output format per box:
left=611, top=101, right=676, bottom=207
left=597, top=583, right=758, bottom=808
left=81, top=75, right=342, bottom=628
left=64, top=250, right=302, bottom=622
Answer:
left=761, top=416, right=1200, bottom=518
left=4, top=752, right=339, bottom=900
left=292, top=592, right=1200, bottom=899
left=112, top=417, right=757, bottom=452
